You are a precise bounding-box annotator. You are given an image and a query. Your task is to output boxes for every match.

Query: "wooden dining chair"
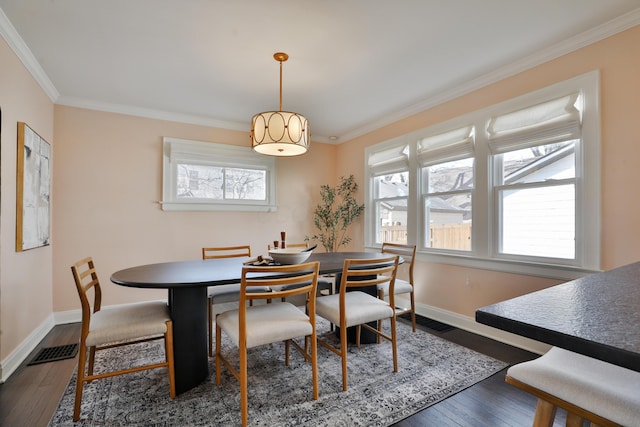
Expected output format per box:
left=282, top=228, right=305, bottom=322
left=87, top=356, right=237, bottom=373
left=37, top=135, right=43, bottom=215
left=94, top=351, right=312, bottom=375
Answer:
left=71, top=257, right=175, bottom=422
left=316, top=255, right=400, bottom=391
left=215, top=261, right=320, bottom=427
left=203, top=245, right=271, bottom=357
left=378, top=243, right=417, bottom=335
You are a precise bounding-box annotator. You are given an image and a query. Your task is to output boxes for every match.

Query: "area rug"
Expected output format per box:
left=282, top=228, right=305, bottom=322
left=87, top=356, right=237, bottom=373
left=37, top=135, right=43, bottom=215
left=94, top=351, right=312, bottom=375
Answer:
left=49, top=319, right=507, bottom=426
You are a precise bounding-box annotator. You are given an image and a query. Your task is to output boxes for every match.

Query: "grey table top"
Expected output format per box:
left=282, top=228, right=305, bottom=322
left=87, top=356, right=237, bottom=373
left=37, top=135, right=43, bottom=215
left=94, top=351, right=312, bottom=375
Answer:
left=476, top=261, right=640, bottom=371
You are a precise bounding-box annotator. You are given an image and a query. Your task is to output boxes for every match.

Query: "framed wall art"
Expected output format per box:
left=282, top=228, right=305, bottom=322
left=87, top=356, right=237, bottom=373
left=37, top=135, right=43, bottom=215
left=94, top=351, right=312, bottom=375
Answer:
left=16, top=122, right=51, bottom=251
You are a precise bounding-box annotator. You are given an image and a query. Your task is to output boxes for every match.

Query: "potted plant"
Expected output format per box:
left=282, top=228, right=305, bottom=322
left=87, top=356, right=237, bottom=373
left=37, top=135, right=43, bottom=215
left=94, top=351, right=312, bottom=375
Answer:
left=306, top=175, right=365, bottom=252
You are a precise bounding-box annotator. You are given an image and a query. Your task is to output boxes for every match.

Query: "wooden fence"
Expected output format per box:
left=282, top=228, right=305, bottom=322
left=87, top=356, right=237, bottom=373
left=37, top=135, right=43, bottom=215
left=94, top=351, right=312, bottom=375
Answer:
left=378, top=225, right=407, bottom=244
left=379, top=223, right=471, bottom=250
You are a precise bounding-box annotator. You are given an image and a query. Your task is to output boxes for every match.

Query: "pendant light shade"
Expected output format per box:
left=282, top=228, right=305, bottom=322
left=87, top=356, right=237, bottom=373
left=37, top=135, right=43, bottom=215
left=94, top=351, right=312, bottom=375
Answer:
left=251, top=53, right=309, bottom=156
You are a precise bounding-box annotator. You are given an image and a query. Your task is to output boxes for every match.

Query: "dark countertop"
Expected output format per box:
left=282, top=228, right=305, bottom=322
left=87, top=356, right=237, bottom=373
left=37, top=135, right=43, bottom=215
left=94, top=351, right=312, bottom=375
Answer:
left=476, top=261, right=640, bottom=372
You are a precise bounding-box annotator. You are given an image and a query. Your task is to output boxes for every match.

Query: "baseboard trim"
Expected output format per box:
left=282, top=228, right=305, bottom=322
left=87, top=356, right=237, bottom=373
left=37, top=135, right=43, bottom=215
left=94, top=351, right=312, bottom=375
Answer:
left=0, top=314, right=55, bottom=383
left=396, top=297, right=551, bottom=356
left=54, top=308, right=82, bottom=325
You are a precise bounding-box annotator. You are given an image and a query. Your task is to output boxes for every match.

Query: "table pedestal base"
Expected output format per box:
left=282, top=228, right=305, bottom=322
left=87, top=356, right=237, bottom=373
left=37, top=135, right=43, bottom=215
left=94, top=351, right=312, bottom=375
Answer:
left=168, top=287, right=208, bottom=394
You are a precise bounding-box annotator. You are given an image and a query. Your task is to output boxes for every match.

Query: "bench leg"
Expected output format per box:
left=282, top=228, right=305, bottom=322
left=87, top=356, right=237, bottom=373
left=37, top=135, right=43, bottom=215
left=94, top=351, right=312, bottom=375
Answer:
left=533, top=398, right=557, bottom=427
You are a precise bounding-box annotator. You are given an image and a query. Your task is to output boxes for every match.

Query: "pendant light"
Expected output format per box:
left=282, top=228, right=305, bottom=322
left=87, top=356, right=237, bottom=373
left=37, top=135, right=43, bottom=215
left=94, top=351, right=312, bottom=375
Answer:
left=250, top=52, right=309, bottom=156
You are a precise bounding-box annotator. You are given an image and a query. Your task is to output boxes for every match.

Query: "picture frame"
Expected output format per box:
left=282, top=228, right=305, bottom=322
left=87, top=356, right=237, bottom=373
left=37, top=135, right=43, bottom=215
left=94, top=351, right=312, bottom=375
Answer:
left=16, top=122, right=51, bottom=251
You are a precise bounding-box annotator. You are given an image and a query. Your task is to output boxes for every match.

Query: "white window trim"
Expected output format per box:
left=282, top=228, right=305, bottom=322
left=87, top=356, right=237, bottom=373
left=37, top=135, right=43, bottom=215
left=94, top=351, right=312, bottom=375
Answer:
left=365, top=71, right=601, bottom=279
left=161, top=137, right=277, bottom=212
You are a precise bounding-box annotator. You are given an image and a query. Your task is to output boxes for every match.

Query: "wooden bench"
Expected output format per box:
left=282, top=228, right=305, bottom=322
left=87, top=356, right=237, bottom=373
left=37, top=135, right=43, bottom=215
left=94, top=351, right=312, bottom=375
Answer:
left=506, top=347, right=640, bottom=427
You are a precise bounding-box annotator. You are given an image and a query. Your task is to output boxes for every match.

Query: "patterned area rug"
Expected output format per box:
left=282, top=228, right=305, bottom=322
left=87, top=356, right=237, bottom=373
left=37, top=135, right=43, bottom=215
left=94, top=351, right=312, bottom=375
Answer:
left=49, top=319, right=507, bottom=426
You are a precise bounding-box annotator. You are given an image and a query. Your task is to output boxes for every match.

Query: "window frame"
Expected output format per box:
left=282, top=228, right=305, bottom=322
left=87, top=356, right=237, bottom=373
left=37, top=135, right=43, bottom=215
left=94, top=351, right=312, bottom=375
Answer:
left=365, top=71, right=600, bottom=278
left=418, top=126, right=476, bottom=254
left=365, top=138, right=412, bottom=246
left=161, top=137, right=277, bottom=212
left=372, top=171, right=410, bottom=245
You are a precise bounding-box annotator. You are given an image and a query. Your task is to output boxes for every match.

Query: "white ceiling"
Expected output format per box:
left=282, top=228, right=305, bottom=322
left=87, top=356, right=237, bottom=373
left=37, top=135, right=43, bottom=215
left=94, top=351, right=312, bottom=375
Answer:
left=1, top=1, right=639, bottom=142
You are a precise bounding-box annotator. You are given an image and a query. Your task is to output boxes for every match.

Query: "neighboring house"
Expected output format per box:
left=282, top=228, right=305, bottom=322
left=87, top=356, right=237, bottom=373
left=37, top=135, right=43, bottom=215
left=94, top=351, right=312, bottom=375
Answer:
left=378, top=176, right=470, bottom=226
left=502, top=143, right=576, bottom=259
left=378, top=179, right=408, bottom=227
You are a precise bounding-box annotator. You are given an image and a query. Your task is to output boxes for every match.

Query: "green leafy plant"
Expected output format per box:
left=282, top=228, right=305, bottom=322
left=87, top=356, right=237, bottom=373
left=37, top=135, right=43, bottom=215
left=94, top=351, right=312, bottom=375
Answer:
left=306, top=175, right=365, bottom=252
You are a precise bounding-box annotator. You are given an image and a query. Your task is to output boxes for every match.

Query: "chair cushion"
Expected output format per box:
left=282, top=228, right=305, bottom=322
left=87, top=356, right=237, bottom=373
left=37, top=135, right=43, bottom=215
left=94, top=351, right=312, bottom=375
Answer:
left=507, top=347, right=640, bottom=426
left=316, top=291, right=394, bottom=327
left=217, top=302, right=312, bottom=349
left=86, top=301, right=170, bottom=347
left=377, top=278, right=412, bottom=295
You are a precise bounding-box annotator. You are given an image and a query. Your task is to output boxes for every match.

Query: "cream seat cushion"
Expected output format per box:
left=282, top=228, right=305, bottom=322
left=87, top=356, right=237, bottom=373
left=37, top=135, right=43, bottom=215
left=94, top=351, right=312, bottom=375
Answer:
left=376, top=278, right=412, bottom=295
left=316, top=291, right=394, bottom=327
left=507, top=347, right=640, bottom=426
left=217, top=302, right=312, bottom=349
left=86, top=301, right=170, bottom=347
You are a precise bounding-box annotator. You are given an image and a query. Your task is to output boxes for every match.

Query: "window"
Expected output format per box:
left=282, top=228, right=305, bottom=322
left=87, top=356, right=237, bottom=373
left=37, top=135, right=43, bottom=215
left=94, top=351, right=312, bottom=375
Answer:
left=368, top=144, right=409, bottom=244
left=162, top=137, right=276, bottom=211
left=488, top=92, right=582, bottom=262
left=373, top=172, right=409, bottom=244
left=418, top=126, right=474, bottom=252
left=365, top=71, right=600, bottom=276
left=495, top=141, right=576, bottom=259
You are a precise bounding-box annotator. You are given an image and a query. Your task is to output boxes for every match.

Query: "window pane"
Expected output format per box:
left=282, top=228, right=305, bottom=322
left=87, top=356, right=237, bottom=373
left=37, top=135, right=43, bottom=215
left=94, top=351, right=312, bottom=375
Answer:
left=374, top=172, right=408, bottom=244
left=425, top=194, right=472, bottom=250
left=375, top=200, right=407, bottom=244
left=428, top=158, right=474, bottom=193
left=176, top=165, right=267, bottom=201
left=224, top=168, right=266, bottom=200
left=177, top=164, right=223, bottom=199
left=501, top=141, right=575, bottom=184
left=500, top=184, right=575, bottom=259
left=375, top=172, right=409, bottom=198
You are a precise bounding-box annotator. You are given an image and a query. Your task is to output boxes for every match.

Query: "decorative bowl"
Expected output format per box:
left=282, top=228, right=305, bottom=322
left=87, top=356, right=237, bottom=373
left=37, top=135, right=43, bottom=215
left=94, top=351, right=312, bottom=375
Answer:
left=268, top=248, right=312, bottom=265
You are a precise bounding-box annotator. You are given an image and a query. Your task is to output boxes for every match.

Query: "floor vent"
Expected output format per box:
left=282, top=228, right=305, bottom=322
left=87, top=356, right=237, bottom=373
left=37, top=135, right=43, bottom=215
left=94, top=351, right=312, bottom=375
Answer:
left=28, top=343, right=78, bottom=365
left=401, top=314, right=455, bottom=332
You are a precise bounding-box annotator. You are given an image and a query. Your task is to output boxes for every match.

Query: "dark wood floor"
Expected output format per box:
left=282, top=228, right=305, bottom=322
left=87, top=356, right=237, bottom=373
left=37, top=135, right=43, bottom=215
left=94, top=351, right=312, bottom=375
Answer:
left=0, top=319, right=569, bottom=427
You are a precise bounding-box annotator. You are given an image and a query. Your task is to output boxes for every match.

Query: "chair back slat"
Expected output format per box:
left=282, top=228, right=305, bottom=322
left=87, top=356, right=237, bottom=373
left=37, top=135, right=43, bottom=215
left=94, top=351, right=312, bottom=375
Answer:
left=203, top=245, right=251, bottom=259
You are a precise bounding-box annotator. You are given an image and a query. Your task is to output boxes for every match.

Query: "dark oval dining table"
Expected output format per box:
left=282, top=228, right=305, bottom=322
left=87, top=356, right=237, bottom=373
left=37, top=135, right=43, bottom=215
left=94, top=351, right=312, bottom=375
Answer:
left=110, top=251, right=394, bottom=395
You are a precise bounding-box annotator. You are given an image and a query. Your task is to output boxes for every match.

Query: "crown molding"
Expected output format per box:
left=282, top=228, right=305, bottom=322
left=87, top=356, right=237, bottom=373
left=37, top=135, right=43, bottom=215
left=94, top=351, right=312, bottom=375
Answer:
left=339, top=8, right=640, bottom=142
left=56, top=95, right=249, bottom=131
left=0, top=7, right=59, bottom=102
left=2, top=6, right=638, bottom=142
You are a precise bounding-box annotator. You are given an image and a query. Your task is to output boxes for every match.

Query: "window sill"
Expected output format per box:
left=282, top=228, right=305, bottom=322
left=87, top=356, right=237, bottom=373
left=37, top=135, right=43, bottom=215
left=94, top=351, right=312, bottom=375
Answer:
left=160, top=201, right=278, bottom=212
left=365, top=245, right=599, bottom=280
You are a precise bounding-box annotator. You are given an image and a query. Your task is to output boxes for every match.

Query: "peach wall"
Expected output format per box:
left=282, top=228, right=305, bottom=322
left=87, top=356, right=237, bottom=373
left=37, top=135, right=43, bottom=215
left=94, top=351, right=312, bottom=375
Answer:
left=0, top=37, right=55, bottom=361
left=338, top=25, right=640, bottom=317
left=52, top=106, right=337, bottom=311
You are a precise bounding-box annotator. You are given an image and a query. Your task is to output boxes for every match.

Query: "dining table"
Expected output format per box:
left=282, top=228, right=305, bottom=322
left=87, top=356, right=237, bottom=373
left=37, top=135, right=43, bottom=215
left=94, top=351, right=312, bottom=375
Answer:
left=110, top=251, right=395, bottom=395
left=475, top=261, right=640, bottom=372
